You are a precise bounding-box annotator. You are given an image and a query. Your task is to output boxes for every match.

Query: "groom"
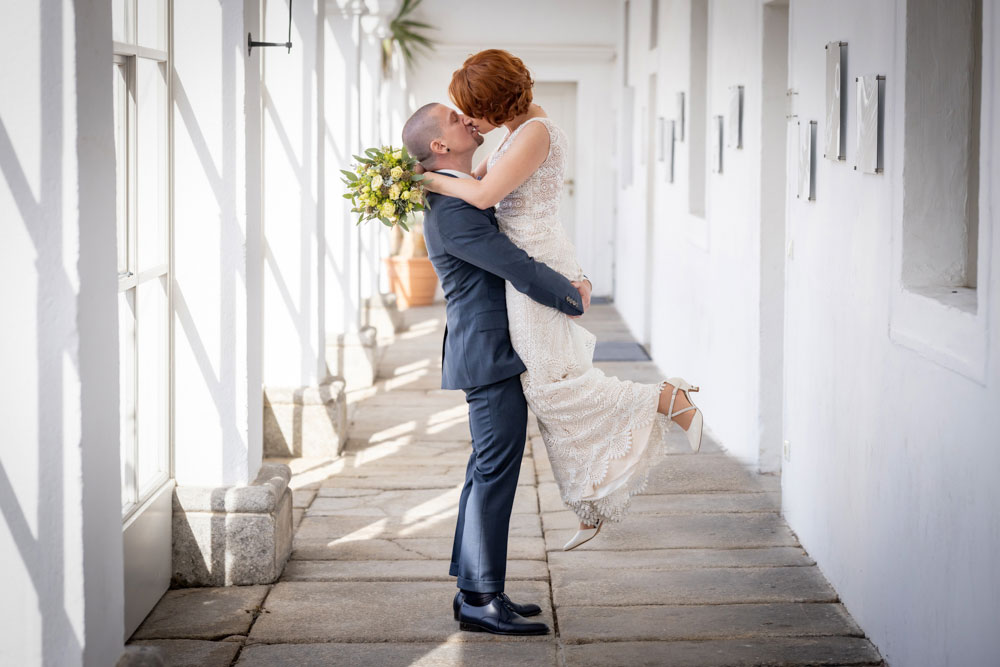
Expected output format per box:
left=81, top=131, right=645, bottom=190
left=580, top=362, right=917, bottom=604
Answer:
left=402, top=103, right=591, bottom=636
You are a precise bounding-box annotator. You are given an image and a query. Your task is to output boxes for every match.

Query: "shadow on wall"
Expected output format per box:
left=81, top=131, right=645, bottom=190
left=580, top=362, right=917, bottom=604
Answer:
left=0, top=0, right=85, bottom=662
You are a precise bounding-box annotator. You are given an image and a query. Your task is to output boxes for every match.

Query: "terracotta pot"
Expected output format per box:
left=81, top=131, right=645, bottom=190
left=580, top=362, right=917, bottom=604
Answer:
left=384, top=256, right=438, bottom=309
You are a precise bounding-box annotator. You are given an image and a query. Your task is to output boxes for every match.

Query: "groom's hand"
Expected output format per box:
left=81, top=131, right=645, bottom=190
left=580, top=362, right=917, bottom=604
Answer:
left=570, top=279, right=592, bottom=317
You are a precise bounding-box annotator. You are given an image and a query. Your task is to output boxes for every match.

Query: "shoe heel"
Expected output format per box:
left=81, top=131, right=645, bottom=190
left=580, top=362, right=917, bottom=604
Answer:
left=459, top=622, right=485, bottom=632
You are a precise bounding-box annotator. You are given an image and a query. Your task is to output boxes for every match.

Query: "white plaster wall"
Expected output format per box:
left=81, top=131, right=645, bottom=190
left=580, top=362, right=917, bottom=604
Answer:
left=615, top=2, right=1000, bottom=662
left=262, top=0, right=326, bottom=388
left=406, top=0, right=620, bottom=296
left=172, top=0, right=262, bottom=486
left=0, top=1, right=124, bottom=664
left=616, top=0, right=766, bottom=466
left=781, top=2, right=1000, bottom=664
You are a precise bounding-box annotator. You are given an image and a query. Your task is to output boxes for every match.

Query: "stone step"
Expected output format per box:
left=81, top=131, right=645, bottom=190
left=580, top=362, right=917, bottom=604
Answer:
left=236, top=642, right=557, bottom=667
left=547, top=547, right=815, bottom=572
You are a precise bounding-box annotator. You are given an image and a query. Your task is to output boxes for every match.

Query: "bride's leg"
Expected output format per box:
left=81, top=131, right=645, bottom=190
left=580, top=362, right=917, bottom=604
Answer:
left=658, top=383, right=696, bottom=430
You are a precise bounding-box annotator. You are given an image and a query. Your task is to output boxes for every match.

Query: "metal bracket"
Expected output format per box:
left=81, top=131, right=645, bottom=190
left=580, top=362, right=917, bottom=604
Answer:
left=247, top=0, right=293, bottom=56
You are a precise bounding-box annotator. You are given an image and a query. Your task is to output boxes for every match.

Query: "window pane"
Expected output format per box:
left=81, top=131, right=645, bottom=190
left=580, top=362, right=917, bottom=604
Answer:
left=119, top=289, right=137, bottom=512
left=114, top=63, right=129, bottom=275
left=136, top=59, right=168, bottom=271
left=136, top=276, right=169, bottom=497
left=112, top=0, right=132, bottom=43
left=137, top=0, right=167, bottom=51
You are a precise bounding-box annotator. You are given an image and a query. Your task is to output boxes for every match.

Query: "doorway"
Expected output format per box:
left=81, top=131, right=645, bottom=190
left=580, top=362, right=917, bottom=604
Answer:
left=471, top=81, right=579, bottom=241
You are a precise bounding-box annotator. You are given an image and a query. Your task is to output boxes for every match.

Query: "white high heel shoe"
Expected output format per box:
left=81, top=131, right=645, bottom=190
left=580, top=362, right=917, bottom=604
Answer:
left=563, top=520, right=603, bottom=551
left=665, top=377, right=704, bottom=452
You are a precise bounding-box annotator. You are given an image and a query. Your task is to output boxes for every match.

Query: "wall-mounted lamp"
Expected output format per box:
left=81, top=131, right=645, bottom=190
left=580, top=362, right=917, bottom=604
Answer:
left=248, top=0, right=293, bottom=56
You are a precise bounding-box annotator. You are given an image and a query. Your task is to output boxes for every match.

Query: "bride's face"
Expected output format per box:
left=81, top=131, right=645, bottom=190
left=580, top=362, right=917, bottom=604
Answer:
left=466, top=116, right=499, bottom=135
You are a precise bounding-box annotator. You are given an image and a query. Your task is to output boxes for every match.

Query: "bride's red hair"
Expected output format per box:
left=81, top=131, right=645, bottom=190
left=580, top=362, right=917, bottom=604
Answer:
left=449, top=49, right=534, bottom=127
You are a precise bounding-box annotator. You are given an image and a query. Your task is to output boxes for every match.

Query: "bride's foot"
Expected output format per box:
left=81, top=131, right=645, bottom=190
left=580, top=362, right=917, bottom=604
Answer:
left=658, top=382, right=695, bottom=430
left=658, top=378, right=705, bottom=452
left=563, top=520, right=603, bottom=551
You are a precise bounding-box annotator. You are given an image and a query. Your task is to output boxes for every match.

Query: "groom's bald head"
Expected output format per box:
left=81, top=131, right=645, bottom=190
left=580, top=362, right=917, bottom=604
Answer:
left=402, top=103, right=444, bottom=167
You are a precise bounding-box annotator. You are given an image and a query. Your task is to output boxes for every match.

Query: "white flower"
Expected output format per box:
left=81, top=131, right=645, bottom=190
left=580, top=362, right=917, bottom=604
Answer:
left=390, top=166, right=404, bottom=180
left=389, top=184, right=401, bottom=200
left=381, top=201, right=395, bottom=217
left=392, top=150, right=403, bottom=161
left=371, top=174, right=383, bottom=189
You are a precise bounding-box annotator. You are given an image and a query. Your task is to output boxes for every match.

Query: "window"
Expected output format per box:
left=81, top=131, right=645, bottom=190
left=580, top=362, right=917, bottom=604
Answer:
left=114, top=0, right=170, bottom=518
left=688, top=0, right=708, bottom=217
left=901, top=0, right=981, bottom=309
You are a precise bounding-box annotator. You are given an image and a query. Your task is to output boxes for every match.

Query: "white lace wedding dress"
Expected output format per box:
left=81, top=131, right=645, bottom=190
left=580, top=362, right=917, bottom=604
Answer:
left=489, top=117, right=670, bottom=525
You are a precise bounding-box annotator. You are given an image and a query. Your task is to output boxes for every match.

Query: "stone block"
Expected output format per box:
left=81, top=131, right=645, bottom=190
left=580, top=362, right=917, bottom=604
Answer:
left=128, top=640, right=240, bottom=667
left=326, top=326, right=379, bottom=389
left=236, top=642, right=557, bottom=667
left=130, top=586, right=269, bottom=640
left=248, top=581, right=552, bottom=643
left=172, top=464, right=293, bottom=587
left=561, top=637, right=882, bottom=666
left=263, top=381, right=347, bottom=458
left=291, top=536, right=547, bottom=562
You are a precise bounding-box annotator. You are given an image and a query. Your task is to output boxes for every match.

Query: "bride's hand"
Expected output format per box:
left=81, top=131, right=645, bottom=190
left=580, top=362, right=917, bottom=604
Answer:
left=420, top=171, right=442, bottom=193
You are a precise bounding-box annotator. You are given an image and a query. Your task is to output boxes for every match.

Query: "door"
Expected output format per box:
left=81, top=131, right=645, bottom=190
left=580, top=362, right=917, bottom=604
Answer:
left=113, top=0, right=174, bottom=638
left=471, top=81, right=579, bottom=241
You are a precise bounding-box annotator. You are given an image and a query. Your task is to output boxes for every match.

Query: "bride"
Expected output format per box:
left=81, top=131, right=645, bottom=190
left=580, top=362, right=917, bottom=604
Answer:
left=421, top=49, right=704, bottom=550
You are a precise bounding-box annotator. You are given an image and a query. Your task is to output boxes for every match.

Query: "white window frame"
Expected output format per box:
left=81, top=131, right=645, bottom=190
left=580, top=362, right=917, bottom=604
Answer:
left=114, top=10, right=173, bottom=522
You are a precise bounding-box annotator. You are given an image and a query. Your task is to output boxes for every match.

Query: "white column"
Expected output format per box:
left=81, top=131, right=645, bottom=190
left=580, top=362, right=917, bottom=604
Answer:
left=0, top=1, right=124, bottom=664
left=172, top=0, right=261, bottom=487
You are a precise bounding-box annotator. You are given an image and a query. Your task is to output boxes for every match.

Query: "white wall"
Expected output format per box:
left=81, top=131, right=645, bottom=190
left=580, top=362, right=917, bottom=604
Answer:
left=172, top=0, right=263, bottom=486
left=616, top=0, right=767, bottom=466
left=406, top=0, right=620, bottom=296
left=613, top=0, right=1000, bottom=664
left=0, top=1, right=124, bottom=665
left=781, top=2, right=1000, bottom=665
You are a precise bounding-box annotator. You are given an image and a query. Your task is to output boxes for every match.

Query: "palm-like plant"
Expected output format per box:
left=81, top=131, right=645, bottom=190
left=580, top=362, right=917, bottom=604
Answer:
left=382, top=0, right=435, bottom=75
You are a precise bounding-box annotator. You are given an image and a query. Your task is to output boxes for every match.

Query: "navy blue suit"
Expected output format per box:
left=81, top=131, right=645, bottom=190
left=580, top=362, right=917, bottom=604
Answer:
left=423, top=177, right=582, bottom=593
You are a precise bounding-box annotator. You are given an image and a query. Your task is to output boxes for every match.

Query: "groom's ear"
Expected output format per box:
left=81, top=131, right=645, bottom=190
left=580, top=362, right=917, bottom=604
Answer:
left=428, top=137, right=448, bottom=157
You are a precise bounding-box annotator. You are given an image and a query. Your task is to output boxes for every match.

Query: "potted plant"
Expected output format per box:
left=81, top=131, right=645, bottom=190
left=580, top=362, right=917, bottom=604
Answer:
left=384, top=213, right=438, bottom=308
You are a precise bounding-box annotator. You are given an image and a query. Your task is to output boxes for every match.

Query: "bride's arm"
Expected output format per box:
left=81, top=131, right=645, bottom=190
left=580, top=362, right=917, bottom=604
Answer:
left=423, top=122, right=550, bottom=209
left=471, top=152, right=490, bottom=180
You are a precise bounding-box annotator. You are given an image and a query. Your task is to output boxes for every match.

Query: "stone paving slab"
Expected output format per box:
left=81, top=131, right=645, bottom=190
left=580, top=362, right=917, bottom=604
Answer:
left=557, top=603, right=862, bottom=643
left=129, top=639, right=241, bottom=667
left=292, top=488, right=317, bottom=508
left=542, top=495, right=780, bottom=530
left=544, top=513, right=798, bottom=551
left=547, top=547, right=815, bottom=572
left=237, top=641, right=557, bottom=666
left=560, top=636, right=883, bottom=666
left=131, top=586, right=270, bottom=640
left=280, top=559, right=550, bottom=582
left=316, top=462, right=534, bottom=489
left=295, top=511, right=542, bottom=540
left=551, top=566, right=838, bottom=607
left=644, top=455, right=775, bottom=494
left=292, top=536, right=547, bottom=561
left=309, top=486, right=538, bottom=517
left=248, top=581, right=553, bottom=644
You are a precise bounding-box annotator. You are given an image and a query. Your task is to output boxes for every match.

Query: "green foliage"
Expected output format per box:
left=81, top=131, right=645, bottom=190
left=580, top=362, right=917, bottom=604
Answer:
left=382, top=0, right=435, bottom=74
left=343, top=145, right=426, bottom=230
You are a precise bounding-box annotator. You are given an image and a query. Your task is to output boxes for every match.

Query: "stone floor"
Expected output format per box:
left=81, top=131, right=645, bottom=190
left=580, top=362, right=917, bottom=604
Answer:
left=130, top=303, right=884, bottom=666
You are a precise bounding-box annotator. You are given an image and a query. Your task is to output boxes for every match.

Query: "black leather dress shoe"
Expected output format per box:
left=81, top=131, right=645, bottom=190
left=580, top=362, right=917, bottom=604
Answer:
left=458, top=597, right=550, bottom=636
left=453, top=591, right=542, bottom=620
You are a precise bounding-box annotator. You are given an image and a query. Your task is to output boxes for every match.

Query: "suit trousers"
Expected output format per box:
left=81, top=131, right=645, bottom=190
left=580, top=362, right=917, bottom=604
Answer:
left=448, top=373, right=528, bottom=593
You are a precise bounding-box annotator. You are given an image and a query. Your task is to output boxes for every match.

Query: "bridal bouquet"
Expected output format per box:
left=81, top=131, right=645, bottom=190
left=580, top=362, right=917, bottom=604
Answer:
left=341, top=146, right=425, bottom=230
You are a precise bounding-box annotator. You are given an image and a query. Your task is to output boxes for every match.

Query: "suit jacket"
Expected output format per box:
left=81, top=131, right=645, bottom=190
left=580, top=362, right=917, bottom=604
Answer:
left=423, top=182, right=583, bottom=390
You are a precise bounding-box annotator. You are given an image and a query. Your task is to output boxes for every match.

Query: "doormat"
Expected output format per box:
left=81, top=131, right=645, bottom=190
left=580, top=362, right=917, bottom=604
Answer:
left=593, top=341, right=651, bottom=362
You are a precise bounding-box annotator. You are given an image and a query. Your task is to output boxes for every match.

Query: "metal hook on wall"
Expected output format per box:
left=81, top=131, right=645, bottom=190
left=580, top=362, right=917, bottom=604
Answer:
left=248, top=0, right=293, bottom=56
